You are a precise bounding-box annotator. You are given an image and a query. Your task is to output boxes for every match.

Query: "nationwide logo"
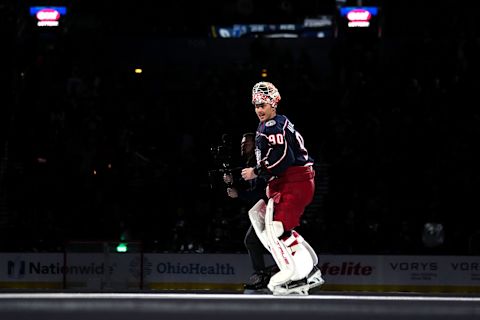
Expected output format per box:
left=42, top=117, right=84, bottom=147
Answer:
left=7, top=259, right=26, bottom=279
left=319, top=262, right=373, bottom=276
left=7, top=260, right=111, bottom=276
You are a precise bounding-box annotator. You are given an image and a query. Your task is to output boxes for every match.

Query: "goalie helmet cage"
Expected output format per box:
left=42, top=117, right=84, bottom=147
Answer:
left=63, top=240, right=144, bottom=291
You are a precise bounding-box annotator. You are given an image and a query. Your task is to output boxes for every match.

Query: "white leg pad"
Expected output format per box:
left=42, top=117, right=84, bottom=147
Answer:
left=302, top=238, right=319, bottom=266
left=291, top=233, right=324, bottom=289
left=248, top=199, right=270, bottom=251
left=269, top=241, right=315, bottom=294
left=251, top=198, right=317, bottom=294
left=264, top=199, right=294, bottom=288
left=264, top=199, right=315, bottom=292
left=290, top=242, right=314, bottom=280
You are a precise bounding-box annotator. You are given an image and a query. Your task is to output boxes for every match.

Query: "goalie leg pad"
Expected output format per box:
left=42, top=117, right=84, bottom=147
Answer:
left=285, top=231, right=324, bottom=291
left=248, top=199, right=270, bottom=251
left=264, top=199, right=314, bottom=292
left=301, top=238, right=319, bottom=266
left=265, top=199, right=294, bottom=289
left=249, top=199, right=323, bottom=294
left=288, top=231, right=324, bottom=289
left=281, top=231, right=315, bottom=281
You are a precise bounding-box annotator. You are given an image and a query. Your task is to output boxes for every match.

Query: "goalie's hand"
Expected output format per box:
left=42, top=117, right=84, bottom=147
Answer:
left=226, top=187, right=239, bottom=198
left=241, top=167, right=257, bottom=181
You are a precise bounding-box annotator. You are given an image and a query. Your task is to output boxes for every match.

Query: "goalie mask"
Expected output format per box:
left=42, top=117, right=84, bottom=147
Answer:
left=252, top=82, right=281, bottom=108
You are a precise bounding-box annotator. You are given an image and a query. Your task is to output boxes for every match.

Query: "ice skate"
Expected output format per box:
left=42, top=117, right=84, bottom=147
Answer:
left=306, top=265, right=325, bottom=290
left=271, top=278, right=310, bottom=296
left=243, top=270, right=271, bottom=294
left=271, top=266, right=325, bottom=296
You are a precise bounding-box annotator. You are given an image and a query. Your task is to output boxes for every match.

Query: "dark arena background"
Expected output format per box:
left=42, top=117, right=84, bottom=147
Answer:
left=1, top=0, right=480, bottom=319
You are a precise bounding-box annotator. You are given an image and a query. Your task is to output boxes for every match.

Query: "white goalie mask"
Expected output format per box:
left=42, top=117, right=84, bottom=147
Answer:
left=252, top=82, right=281, bottom=108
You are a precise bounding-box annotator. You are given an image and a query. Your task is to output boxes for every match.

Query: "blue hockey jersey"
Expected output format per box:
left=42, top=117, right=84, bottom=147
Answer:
left=254, top=114, right=314, bottom=178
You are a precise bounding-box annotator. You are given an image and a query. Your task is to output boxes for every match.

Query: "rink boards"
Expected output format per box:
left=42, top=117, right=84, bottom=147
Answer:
left=1, top=253, right=480, bottom=293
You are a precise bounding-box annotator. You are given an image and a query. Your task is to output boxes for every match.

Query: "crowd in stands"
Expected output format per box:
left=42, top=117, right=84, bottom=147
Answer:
left=1, top=1, right=480, bottom=256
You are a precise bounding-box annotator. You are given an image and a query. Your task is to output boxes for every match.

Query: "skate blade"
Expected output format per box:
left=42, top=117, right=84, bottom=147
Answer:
left=271, top=283, right=310, bottom=296
left=243, top=288, right=271, bottom=295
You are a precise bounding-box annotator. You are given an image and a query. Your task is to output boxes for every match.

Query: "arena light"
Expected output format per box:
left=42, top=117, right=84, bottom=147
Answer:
left=116, top=242, right=128, bottom=253
left=29, top=6, right=67, bottom=27
left=339, top=6, right=378, bottom=28
left=347, top=10, right=371, bottom=27
left=134, top=68, right=143, bottom=74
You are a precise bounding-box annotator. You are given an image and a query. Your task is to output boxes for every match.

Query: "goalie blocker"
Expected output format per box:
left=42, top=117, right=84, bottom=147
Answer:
left=248, top=198, right=324, bottom=295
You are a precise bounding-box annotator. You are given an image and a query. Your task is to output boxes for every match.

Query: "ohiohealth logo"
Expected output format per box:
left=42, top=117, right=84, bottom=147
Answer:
left=7, top=259, right=26, bottom=279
